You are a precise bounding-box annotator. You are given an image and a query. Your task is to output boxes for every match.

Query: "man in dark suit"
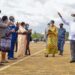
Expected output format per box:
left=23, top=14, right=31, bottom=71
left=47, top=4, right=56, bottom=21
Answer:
left=25, top=24, right=32, bottom=55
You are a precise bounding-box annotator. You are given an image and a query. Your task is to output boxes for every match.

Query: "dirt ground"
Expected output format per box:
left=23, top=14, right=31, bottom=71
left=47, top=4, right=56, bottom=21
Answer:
left=0, top=42, right=75, bottom=75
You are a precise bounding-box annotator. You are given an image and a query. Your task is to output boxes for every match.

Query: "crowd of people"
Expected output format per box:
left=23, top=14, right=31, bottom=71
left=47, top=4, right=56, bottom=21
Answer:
left=45, top=12, right=75, bottom=63
left=0, top=15, right=32, bottom=65
left=0, top=11, right=75, bottom=66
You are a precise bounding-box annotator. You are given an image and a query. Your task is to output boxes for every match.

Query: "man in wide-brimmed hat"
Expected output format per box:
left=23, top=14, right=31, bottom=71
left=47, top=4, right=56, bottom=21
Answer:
left=58, top=12, right=75, bottom=63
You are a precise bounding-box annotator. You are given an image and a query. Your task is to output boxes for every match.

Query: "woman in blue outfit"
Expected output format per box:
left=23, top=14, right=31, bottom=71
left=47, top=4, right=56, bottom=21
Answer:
left=8, top=16, right=18, bottom=60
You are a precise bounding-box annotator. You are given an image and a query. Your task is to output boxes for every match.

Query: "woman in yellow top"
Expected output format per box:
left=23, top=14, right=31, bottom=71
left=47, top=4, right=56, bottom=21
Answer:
left=45, top=20, right=58, bottom=57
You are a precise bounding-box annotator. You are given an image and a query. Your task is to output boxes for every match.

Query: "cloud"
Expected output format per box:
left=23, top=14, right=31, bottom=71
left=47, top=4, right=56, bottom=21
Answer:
left=0, top=0, right=75, bottom=32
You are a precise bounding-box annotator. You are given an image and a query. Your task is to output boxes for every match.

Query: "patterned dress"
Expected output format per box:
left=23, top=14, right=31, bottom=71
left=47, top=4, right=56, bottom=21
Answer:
left=46, top=25, right=58, bottom=55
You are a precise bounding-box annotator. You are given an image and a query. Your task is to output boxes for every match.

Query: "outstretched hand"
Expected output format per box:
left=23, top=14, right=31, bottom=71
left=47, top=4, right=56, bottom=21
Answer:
left=58, top=12, right=62, bottom=18
left=58, top=12, right=69, bottom=25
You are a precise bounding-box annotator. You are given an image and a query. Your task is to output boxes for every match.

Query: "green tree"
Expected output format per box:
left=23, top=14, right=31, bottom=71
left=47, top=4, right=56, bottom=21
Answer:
left=32, top=32, right=43, bottom=39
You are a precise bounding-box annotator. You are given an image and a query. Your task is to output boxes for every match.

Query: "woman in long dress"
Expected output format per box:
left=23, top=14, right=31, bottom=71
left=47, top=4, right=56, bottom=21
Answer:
left=45, top=20, right=58, bottom=57
left=17, top=22, right=27, bottom=57
left=0, top=16, right=10, bottom=63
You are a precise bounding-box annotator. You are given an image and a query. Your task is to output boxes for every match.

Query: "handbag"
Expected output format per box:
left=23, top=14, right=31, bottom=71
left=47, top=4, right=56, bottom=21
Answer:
left=0, top=37, right=11, bottom=52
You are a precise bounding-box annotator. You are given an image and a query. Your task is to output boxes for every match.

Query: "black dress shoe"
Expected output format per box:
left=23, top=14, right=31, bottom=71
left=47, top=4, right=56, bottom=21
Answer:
left=70, top=60, right=75, bottom=63
left=45, top=53, right=48, bottom=57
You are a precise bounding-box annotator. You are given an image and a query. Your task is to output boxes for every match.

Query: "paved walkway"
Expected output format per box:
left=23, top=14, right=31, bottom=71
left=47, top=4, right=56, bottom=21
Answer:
left=0, top=42, right=75, bottom=75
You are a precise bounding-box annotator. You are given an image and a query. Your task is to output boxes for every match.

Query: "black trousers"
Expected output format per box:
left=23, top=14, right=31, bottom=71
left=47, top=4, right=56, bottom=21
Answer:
left=25, top=40, right=30, bottom=55
left=70, top=40, right=75, bottom=60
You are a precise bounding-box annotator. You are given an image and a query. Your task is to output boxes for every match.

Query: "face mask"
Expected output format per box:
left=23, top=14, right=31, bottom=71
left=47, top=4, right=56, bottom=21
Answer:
left=25, top=25, right=29, bottom=30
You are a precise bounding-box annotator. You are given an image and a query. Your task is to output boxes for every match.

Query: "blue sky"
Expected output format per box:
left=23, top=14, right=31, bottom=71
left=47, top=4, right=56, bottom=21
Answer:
left=0, top=0, right=75, bottom=33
